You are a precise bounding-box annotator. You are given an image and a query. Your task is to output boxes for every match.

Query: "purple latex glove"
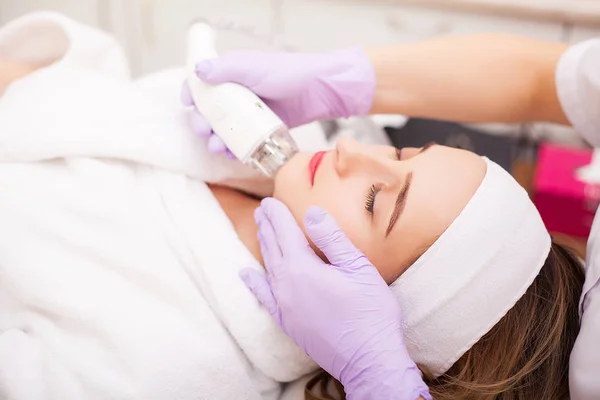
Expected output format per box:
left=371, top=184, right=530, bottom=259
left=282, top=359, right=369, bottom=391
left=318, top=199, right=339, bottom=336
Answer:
left=181, top=46, right=375, bottom=155
left=241, top=198, right=431, bottom=400
left=180, top=84, right=236, bottom=159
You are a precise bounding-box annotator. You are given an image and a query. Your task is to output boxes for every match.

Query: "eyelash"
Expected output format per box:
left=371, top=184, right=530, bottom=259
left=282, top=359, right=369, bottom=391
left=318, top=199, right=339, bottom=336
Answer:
left=365, top=184, right=381, bottom=214
left=365, top=148, right=403, bottom=214
left=364, top=149, right=401, bottom=214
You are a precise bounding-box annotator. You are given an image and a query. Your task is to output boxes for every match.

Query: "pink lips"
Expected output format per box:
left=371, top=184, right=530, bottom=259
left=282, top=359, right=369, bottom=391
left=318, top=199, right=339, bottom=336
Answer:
left=308, top=151, right=326, bottom=186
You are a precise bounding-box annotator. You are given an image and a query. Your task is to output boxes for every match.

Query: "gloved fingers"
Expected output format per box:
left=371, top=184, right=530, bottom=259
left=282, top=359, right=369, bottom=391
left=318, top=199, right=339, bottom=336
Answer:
left=255, top=206, right=283, bottom=278
left=182, top=81, right=214, bottom=139
left=260, top=198, right=310, bottom=258
left=182, top=83, right=231, bottom=152
left=239, top=268, right=279, bottom=319
left=263, top=100, right=296, bottom=129
left=195, top=53, right=265, bottom=92
left=304, top=206, right=366, bottom=268
left=225, top=149, right=237, bottom=160
left=180, top=80, right=195, bottom=107
left=188, top=109, right=213, bottom=138
left=207, top=134, right=228, bottom=153
left=196, top=58, right=243, bottom=85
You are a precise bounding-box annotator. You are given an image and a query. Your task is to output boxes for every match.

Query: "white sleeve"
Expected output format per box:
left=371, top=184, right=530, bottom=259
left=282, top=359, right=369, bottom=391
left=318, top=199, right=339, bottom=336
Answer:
left=571, top=215, right=600, bottom=399
left=559, top=39, right=600, bottom=399
left=556, top=38, right=600, bottom=147
left=0, top=11, right=129, bottom=79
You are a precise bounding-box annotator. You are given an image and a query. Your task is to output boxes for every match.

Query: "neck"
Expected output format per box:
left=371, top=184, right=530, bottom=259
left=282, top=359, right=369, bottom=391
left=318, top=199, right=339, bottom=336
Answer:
left=208, top=184, right=263, bottom=266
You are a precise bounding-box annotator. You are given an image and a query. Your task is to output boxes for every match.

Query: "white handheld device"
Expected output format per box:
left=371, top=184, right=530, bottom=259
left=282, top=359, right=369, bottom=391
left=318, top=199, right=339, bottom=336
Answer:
left=186, top=23, right=298, bottom=177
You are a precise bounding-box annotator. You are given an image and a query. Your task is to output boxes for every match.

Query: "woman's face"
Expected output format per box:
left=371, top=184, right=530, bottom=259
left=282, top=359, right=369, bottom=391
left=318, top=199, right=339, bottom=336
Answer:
left=273, top=139, right=486, bottom=283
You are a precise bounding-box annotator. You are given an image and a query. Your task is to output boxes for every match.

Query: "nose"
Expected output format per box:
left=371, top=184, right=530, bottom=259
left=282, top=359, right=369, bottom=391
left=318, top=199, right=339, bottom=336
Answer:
left=335, top=138, right=365, bottom=175
left=334, top=138, right=400, bottom=184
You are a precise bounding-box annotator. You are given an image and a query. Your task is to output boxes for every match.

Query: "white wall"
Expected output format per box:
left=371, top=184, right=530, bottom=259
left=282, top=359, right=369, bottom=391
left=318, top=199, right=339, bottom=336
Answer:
left=1, top=0, right=599, bottom=145
left=0, top=0, right=100, bottom=26
left=279, top=2, right=566, bottom=50
left=2, top=0, right=600, bottom=76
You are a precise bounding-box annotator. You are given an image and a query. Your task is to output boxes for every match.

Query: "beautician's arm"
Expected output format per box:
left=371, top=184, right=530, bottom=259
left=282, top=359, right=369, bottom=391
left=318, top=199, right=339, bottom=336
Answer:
left=188, top=34, right=570, bottom=156
left=0, top=59, right=36, bottom=92
left=367, top=34, right=569, bottom=125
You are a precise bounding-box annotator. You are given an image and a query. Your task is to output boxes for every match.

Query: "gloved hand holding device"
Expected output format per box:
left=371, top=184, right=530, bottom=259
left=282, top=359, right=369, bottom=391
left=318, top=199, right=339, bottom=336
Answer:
left=181, top=47, right=375, bottom=156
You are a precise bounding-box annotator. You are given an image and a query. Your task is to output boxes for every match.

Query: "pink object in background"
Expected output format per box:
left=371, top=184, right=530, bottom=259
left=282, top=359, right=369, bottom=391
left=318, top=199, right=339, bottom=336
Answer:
left=534, top=143, right=599, bottom=239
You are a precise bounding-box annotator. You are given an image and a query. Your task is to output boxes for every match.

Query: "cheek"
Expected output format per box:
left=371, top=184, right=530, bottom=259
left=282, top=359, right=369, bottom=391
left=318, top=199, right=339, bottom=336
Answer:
left=272, top=153, right=311, bottom=218
left=274, top=180, right=358, bottom=237
left=309, top=187, right=404, bottom=283
left=368, top=249, right=407, bottom=284
left=304, top=187, right=375, bottom=264
left=274, top=164, right=387, bottom=275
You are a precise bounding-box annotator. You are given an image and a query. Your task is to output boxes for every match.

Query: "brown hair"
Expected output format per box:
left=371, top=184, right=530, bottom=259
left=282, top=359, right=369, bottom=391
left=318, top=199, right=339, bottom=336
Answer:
left=305, top=240, right=584, bottom=400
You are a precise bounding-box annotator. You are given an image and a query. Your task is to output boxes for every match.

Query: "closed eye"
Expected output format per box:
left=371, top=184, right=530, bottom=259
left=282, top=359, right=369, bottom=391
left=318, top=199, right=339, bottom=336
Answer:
left=395, top=142, right=436, bottom=161
left=365, top=184, right=381, bottom=214
left=420, top=142, right=436, bottom=153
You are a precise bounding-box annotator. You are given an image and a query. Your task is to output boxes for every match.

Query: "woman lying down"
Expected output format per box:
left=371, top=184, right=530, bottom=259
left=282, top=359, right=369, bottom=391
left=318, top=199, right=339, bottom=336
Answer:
left=0, top=12, right=584, bottom=400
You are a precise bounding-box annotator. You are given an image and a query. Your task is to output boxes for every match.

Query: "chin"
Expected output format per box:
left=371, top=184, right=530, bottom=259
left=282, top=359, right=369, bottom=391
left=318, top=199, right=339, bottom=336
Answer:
left=272, top=152, right=313, bottom=215
left=274, top=152, right=312, bottom=194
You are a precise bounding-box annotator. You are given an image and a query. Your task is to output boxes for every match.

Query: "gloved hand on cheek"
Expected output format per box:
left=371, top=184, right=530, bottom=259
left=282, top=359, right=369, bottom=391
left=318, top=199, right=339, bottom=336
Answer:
left=240, top=198, right=431, bottom=400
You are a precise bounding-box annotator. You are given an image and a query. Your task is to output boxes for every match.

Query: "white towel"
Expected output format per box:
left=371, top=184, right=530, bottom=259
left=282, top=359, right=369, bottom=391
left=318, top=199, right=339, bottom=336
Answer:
left=0, top=12, right=324, bottom=400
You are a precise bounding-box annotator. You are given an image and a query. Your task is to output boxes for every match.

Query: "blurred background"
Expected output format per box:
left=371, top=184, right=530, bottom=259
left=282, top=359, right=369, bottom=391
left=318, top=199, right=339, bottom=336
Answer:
left=2, top=1, right=598, bottom=79
left=2, top=0, right=600, bottom=252
left=2, top=0, right=599, bottom=145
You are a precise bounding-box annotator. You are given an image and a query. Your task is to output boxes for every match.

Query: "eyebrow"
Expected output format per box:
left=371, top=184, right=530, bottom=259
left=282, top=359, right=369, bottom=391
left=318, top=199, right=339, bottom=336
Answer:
left=420, top=142, right=436, bottom=153
left=384, top=143, right=435, bottom=237
left=386, top=172, right=413, bottom=238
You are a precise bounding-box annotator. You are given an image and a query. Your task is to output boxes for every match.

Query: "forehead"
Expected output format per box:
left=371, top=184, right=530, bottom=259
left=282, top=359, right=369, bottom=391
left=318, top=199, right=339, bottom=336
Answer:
left=412, top=146, right=486, bottom=195
left=375, top=146, right=486, bottom=281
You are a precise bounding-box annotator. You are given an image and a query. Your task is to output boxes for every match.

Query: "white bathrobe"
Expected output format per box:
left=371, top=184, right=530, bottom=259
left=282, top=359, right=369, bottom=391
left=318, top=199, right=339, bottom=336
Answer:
left=0, top=12, right=325, bottom=400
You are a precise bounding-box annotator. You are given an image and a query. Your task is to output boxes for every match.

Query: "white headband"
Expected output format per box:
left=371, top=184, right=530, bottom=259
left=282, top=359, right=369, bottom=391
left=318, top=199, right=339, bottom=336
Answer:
left=390, top=157, right=551, bottom=377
